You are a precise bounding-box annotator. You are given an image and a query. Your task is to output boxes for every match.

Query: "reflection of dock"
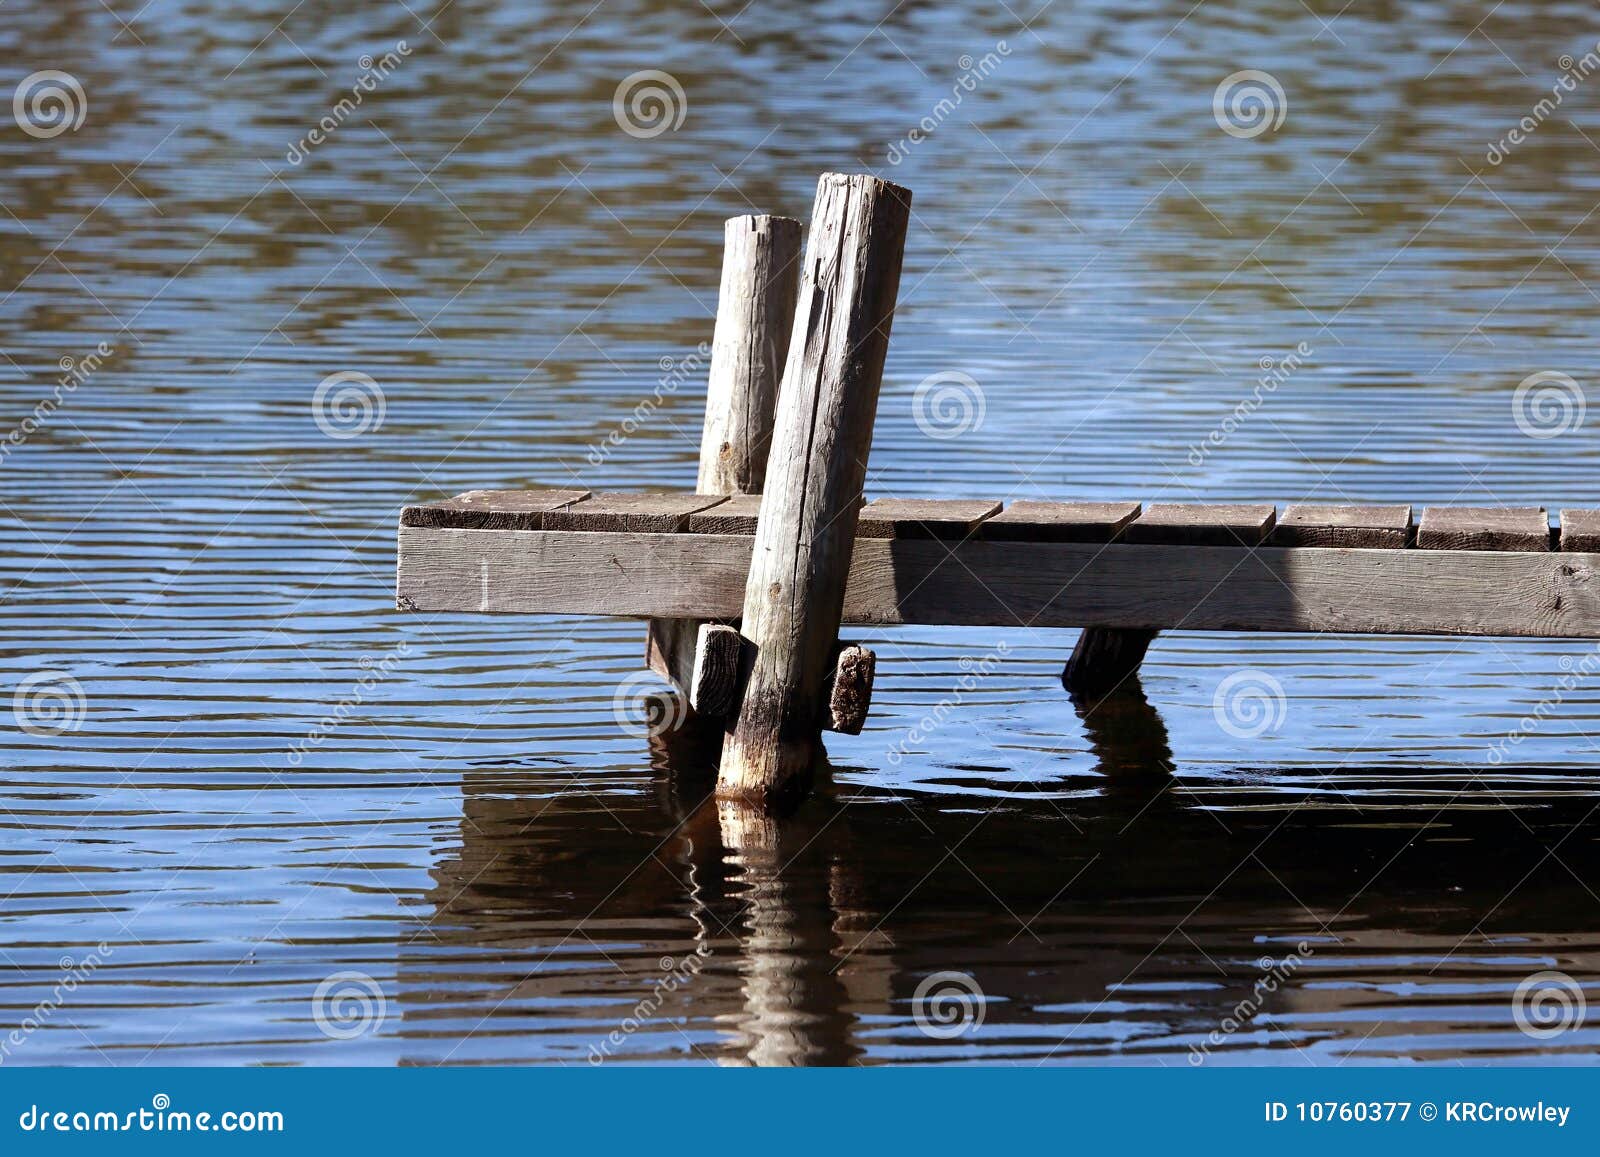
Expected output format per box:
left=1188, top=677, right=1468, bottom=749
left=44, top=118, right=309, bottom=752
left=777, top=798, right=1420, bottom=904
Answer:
left=408, top=706, right=1600, bottom=1063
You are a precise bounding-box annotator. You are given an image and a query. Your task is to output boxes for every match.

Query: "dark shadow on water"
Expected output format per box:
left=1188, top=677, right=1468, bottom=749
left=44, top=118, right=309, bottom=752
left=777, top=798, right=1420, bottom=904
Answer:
left=408, top=711, right=1600, bottom=1064
left=1070, top=674, right=1176, bottom=786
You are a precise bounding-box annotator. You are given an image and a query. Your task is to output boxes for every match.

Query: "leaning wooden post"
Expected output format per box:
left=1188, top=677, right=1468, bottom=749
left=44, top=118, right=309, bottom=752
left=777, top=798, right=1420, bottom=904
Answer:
left=645, top=215, right=803, bottom=696
left=718, top=173, right=912, bottom=807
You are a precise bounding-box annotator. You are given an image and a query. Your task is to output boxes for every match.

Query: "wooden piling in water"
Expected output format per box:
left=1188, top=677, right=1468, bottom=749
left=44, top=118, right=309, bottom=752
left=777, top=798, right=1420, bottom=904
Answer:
left=645, top=214, right=803, bottom=698
left=699, top=215, right=804, bottom=495
left=717, top=173, right=912, bottom=807
left=1056, top=505, right=1151, bottom=699
left=1062, top=504, right=1276, bottom=698
left=1061, top=626, right=1158, bottom=699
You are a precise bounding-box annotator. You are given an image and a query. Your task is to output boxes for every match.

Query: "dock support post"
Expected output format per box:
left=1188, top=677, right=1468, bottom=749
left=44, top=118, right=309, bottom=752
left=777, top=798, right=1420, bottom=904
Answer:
left=1061, top=627, right=1156, bottom=699
left=645, top=214, right=803, bottom=699
left=718, top=173, right=912, bottom=808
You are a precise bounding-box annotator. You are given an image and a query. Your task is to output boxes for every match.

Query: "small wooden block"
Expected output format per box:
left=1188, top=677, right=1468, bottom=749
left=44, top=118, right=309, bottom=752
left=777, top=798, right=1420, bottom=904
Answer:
left=1123, top=503, right=1276, bottom=547
left=1270, top=504, right=1413, bottom=548
left=400, top=488, right=590, bottom=530
left=855, top=498, right=1002, bottom=539
left=689, top=623, right=743, bottom=716
left=1417, top=507, right=1550, bottom=552
left=1559, top=510, right=1600, bottom=552
left=542, top=492, right=729, bottom=533
left=825, top=644, right=875, bottom=735
left=688, top=494, right=765, bottom=535
left=979, top=500, right=1142, bottom=543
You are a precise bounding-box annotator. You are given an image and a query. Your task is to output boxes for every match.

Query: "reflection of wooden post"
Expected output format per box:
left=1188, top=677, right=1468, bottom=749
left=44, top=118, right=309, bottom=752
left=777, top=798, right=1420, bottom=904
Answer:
left=720, top=803, right=806, bottom=1067
left=718, top=174, right=912, bottom=807
left=646, top=215, right=802, bottom=696
left=1072, top=681, right=1174, bottom=783
left=718, top=800, right=858, bottom=1065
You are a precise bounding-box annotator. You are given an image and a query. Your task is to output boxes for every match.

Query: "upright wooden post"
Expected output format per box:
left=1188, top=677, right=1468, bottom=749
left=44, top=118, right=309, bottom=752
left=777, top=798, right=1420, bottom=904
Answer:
left=718, top=173, right=912, bottom=807
left=645, top=215, right=802, bottom=696
left=698, top=215, right=803, bottom=494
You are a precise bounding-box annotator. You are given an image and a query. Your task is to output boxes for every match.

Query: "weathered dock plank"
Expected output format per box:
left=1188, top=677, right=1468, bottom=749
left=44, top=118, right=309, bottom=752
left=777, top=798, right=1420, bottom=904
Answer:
left=855, top=497, right=1003, bottom=539
left=1417, top=506, right=1550, bottom=552
left=543, top=492, right=728, bottom=533
left=397, top=527, right=1600, bottom=638
left=1124, top=503, right=1276, bottom=546
left=687, top=493, right=765, bottom=535
left=979, top=500, right=1141, bottom=543
left=400, top=488, right=590, bottom=530
left=1270, top=504, right=1412, bottom=548
left=1560, top=509, right=1600, bottom=552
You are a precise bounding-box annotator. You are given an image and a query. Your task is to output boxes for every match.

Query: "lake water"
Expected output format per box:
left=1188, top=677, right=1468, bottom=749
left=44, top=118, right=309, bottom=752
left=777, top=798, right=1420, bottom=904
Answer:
left=4, top=0, right=1600, bottom=1065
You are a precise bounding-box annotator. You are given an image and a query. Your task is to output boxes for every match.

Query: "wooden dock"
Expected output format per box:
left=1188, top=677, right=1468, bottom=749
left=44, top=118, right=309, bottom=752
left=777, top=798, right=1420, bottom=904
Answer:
left=394, top=170, right=1600, bottom=810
